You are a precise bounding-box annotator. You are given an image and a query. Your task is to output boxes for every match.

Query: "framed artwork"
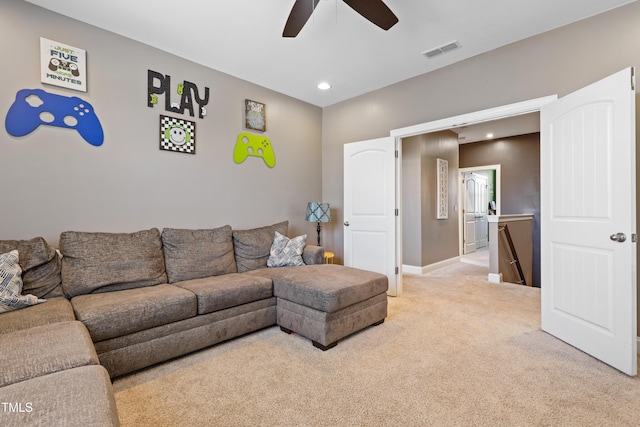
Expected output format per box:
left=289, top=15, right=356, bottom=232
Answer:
left=436, top=158, right=448, bottom=219
left=245, top=99, right=266, bottom=131
left=40, top=38, right=87, bottom=92
left=159, top=115, right=196, bottom=155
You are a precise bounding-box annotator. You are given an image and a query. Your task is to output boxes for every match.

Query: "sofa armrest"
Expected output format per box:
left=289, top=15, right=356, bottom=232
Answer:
left=0, top=321, right=99, bottom=388
left=303, top=245, right=325, bottom=265
left=0, top=297, right=75, bottom=335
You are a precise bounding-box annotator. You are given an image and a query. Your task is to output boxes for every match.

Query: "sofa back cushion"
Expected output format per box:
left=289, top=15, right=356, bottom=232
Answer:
left=59, top=229, right=167, bottom=298
left=232, top=221, right=288, bottom=272
left=161, top=226, right=237, bottom=283
left=0, top=237, right=63, bottom=298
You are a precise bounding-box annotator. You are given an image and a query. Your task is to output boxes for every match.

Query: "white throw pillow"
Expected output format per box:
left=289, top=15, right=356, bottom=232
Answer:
left=0, top=250, right=45, bottom=313
left=267, top=231, right=307, bottom=267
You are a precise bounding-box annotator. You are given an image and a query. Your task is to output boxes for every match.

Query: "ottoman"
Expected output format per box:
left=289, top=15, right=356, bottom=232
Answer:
left=252, top=264, right=388, bottom=350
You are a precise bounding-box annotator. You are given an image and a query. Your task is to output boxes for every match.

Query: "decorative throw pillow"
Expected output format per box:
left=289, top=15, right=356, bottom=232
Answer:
left=0, top=250, right=45, bottom=313
left=267, top=231, right=307, bottom=267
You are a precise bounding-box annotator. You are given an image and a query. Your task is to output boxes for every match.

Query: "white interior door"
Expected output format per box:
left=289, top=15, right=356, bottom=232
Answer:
left=463, top=173, right=477, bottom=254
left=344, top=137, right=398, bottom=296
left=475, top=174, right=489, bottom=249
left=541, top=67, right=637, bottom=375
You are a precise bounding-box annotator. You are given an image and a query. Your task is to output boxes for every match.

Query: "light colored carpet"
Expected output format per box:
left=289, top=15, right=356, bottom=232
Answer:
left=113, top=262, right=640, bottom=426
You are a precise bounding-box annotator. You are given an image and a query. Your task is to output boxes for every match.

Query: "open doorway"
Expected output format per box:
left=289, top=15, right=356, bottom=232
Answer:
left=458, top=131, right=541, bottom=286
left=462, top=170, right=490, bottom=254
left=459, top=166, right=500, bottom=269
left=348, top=71, right=636, bottom=375
left=398, top=113, right=541, bottom=286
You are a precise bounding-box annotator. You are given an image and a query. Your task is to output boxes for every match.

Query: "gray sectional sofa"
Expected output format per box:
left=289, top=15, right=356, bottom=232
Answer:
left=0, top=221, right=388, bottom=426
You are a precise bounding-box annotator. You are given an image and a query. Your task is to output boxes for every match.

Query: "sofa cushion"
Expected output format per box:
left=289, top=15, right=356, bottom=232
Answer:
left=0, top=297, right=75, bottom=335
left=175, top=273, right=273, bottom=314
left=0, top=365, right=120, bottom=427
left=233, top=221, right=288, bottom=272
left=0, top=321, right=99, bottom=388
left=267, top=231, right=307, bottom=267
left=0, top=237, right=63, bottom=298
left=71, top=284, right=197, bottom=342
left=0, top=250, right=45, bottom=313
left=94, top=298, right=276, bottom=378
left=162, top=226, right=237, bottom=283
left=60, top=228, right=168, bottom=298
left=248, top=264, right=388, bottom=313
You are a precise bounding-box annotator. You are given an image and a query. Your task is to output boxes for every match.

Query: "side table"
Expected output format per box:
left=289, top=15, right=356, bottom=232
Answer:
left=324, top=251, right=335, bottom=264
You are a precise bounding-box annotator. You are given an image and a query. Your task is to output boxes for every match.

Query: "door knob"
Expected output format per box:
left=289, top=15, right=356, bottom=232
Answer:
left=344, top=221, right=350, bottom=227
left=610, top=232, right=626, bottom=242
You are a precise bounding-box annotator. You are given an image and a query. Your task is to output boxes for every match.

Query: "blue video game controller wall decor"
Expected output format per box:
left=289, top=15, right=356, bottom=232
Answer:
left=233, top=133, right=275, bottom=168
left=5, top=88, right=104, bottom=146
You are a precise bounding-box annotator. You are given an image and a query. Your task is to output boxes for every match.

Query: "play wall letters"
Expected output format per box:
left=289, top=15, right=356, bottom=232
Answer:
left=147, top=70, right=209, bottom=119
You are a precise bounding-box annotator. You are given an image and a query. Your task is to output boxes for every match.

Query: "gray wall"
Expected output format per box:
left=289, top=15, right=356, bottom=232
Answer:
left=460, top=133, right=541, bottom=286
left=0, top=0, right=323, bottom=244
left=321, top=1, right=640, bottom=265
left=402, top=131, right=459, bottom=268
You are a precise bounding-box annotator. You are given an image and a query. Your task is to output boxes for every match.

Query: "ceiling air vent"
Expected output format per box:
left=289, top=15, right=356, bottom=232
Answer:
left=422, top=41, right=461, bottom=59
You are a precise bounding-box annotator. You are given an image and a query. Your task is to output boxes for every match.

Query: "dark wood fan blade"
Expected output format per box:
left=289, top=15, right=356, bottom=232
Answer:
left=283, top=0, right=321, bottom=37
left=342, top=0, right=398, bottom=30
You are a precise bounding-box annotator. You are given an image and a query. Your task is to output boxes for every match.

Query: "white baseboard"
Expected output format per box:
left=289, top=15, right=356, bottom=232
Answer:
left=488, top=273, right=502, bottom=284
left=402, top=265, right=423, bottom=275
left=403, top=257, right=460, bottom=275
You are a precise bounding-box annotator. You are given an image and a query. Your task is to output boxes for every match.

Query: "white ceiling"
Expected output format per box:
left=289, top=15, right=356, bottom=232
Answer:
left=453, top=113, right=540, bottom=144
left=25, top=0, right=635, bottom=107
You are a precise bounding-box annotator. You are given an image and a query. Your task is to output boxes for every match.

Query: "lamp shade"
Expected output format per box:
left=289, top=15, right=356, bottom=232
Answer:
left=306, top=202, right=330, bottom=223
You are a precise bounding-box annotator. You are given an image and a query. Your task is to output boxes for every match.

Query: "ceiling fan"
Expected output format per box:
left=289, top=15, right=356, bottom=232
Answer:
left=283, top=0, right=398, bottom=38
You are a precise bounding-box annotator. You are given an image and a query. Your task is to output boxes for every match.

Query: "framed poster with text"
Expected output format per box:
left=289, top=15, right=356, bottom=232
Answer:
left=40, top=38, right=87, bottom=92
left=245, top=99, right=266, bottom=132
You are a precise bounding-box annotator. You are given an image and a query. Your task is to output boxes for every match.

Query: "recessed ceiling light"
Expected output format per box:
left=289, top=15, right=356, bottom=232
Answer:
left=317, top=82, right=331, bottom=90
left=486, top=133, right=494, bottom=139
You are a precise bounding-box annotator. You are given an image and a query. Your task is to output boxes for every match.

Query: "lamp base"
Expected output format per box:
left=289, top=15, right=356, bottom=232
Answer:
left=316, top=222, right=322, bottom=246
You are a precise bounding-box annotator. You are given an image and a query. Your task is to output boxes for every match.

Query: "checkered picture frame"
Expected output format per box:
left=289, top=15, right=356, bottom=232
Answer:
left=159, top=115, right=196, bottom=154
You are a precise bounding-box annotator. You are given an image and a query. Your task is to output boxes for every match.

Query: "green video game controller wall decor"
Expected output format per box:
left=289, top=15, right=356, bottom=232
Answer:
left=233, top=133, right=275, bottom=168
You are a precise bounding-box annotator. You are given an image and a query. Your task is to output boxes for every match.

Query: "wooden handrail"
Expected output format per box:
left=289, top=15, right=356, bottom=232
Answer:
left=498, top=223, right=527, bottom=286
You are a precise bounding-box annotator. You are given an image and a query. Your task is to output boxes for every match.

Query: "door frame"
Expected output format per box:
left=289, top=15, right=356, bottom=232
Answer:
left=389, top=95, right=557, bottom=293
left=459, top=165, right=501, bottom=257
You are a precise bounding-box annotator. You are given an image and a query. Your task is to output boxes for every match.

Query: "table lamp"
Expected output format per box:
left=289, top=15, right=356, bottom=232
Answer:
left=306, top=202, right=330, bottom=246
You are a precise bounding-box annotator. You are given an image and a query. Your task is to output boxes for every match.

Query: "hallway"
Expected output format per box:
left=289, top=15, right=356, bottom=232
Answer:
left=460, top=246, right=489, bottom=267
